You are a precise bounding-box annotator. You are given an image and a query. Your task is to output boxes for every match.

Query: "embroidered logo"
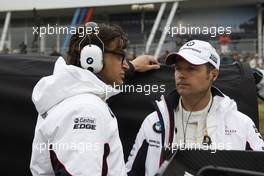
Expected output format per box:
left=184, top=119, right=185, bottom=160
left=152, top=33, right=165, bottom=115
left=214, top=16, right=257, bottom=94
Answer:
left=149, top=139, right=161, bottom=148
left=186, top=41, right=195, bottom=46
left=209, top=54, right=218, bottom=64
left=41, top=112, right=48, bottom=119
left=73, top=117, right=96, bottom=130
left=225, top=126, right=237, bottom=135
left=153, top=121, right=162, bottom=133
left=253, top=125, right=260, bottom=134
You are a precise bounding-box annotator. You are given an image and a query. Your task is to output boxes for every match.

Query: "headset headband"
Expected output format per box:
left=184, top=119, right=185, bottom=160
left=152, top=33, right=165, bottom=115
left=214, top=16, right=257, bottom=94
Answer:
left=78, top=22, right=104, bottom=52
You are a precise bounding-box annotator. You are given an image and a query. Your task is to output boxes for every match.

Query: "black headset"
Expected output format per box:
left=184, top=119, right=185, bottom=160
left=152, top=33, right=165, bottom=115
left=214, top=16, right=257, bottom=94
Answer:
left=78, top=22, right=104, bottom=73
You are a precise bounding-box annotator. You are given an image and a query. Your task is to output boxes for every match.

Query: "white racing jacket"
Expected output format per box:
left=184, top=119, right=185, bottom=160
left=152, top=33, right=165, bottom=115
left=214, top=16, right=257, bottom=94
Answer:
left=126, top=87, right=264, bottom=176
left=30, top=57, right=127, bottom=176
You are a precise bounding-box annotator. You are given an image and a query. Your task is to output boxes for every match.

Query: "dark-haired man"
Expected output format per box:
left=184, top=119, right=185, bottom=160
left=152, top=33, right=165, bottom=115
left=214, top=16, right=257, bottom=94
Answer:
left=30, top=23, right=159, bottom=176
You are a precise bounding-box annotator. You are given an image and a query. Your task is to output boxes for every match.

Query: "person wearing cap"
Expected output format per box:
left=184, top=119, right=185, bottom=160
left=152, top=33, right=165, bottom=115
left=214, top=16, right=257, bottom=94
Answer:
left=126, top=40, right=264, bottom=176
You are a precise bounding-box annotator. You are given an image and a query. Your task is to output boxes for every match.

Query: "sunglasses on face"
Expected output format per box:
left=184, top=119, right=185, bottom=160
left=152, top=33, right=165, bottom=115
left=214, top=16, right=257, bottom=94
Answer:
left=104, top=49, right=126, bottom=64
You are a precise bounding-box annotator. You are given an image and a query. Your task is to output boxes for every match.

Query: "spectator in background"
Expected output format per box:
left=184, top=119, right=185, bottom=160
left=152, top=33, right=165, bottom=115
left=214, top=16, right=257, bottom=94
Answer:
left=2, top=44, right=10, bottom=54
left=231, top=51, right=243, bottom=63
left=19, top=41, right=27, bottom=54
left=249, top=53, right=262, bottom=69
left=50, top=45, right=62, bottom=56
left=218, top=35, right=233, bottom=65
left=220, top=53, right=233, bottom=65
left=219, top=34, right=231, bottom=54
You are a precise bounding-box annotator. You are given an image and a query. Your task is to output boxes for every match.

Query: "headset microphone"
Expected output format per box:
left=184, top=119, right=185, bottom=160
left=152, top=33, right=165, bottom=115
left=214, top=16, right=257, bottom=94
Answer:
left=182, top=75, right=213, bottom=146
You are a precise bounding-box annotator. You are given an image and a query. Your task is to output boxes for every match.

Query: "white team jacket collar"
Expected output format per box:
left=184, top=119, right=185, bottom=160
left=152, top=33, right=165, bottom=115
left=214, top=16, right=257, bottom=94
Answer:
left=161, top=86, right=237, bottom=121
left=154, top=87, right=238, bottom=151
left=32, top=57, right=120, bottom=115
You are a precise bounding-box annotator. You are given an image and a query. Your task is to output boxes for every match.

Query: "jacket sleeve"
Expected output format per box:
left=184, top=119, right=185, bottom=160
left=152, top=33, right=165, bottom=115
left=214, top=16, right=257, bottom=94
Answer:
left=48, top=103, right=107, bottom=175
left=126, top=114, right=152, bottom=176
left=246, top=117, right=264, bottom=151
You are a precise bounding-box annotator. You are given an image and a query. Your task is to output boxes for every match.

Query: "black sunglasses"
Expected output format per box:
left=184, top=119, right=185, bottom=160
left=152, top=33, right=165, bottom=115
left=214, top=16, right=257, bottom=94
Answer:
left=104, top=50, right=126, bottom=64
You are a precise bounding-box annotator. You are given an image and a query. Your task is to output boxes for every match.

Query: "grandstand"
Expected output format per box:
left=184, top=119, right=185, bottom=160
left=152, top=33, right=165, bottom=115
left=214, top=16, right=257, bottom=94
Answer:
left=0, top=0, right=264, bottom=68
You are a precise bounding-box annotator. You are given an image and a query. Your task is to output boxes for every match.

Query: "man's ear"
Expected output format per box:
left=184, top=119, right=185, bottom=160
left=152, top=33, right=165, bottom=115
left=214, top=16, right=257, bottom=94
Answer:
left=211, top=69, right=219, bottom=81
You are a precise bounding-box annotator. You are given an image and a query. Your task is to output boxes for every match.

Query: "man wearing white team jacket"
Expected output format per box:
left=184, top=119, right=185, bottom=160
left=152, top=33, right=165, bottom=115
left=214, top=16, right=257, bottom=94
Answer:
left=126, top=40, right=264, bottom=176
left=30, top=23, right=159, bottom=176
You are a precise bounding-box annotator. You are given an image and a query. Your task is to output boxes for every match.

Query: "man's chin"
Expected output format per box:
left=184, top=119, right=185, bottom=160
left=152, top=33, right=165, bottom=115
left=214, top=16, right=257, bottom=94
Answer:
left=112, top=80, right=123, bottom=87
left=177, top=88, right=190, bottom=96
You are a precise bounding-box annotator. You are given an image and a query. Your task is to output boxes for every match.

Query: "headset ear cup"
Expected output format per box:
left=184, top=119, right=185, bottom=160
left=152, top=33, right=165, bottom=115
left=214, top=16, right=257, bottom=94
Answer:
left=80, top=45, right=103, bottom=73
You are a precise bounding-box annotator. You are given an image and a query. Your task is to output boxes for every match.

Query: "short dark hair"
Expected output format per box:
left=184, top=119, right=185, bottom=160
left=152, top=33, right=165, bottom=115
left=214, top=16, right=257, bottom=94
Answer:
left=66, top=23, right=128, bottom=67
left=206, top=62, right=215, bottom=73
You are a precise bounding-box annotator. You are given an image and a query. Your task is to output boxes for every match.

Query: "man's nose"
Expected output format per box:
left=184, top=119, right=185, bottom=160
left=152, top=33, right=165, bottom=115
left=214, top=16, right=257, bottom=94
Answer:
left=122, top=60, right=129, bottom=70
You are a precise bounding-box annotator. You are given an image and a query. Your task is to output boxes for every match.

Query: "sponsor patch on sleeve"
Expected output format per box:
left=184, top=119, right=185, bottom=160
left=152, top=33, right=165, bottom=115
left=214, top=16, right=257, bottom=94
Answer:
left=253, top=125, right=260, bottom=134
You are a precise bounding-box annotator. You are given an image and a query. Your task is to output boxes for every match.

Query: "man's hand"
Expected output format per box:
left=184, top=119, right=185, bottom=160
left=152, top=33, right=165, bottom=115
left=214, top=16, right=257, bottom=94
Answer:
left=131, top=55, right=160, bottom=72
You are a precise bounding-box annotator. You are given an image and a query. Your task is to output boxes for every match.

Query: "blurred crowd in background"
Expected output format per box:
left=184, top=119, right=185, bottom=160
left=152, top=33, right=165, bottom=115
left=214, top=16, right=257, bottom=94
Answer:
left=1, top=1, right=264, bottom=70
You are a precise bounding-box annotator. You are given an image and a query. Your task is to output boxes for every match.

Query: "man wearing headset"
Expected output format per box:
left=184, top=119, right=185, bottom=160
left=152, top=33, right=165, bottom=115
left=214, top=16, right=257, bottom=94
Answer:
left=30, top=23, right=159, bottom=176
left=126, top=40, right=264, bottom=176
